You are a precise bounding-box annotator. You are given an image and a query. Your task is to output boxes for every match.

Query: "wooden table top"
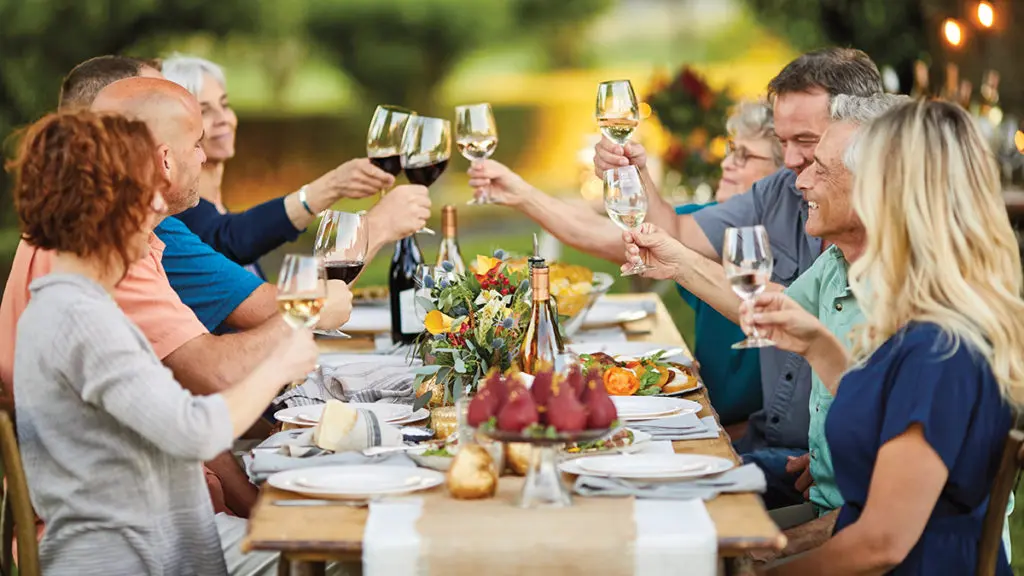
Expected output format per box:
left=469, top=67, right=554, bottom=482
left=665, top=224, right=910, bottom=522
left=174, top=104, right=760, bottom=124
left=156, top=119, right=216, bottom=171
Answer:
left=245, top=293, right=786, bottom=559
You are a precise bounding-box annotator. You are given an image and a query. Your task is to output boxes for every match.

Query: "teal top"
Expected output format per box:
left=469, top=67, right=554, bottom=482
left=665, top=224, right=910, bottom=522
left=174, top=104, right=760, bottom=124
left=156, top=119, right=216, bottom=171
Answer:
left=784, top=245, right=860, bottom=514
left=674, top=203, right=762, bottom=425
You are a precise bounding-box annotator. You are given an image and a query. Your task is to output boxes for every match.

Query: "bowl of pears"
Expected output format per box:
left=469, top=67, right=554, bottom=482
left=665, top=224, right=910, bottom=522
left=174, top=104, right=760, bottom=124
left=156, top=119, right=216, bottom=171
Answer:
left=467, top=366, right=620, bottom=508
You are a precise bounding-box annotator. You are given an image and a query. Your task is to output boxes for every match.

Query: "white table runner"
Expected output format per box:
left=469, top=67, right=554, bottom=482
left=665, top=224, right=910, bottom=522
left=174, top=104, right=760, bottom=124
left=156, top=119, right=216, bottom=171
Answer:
left=363, top=443, right=717, bottom=576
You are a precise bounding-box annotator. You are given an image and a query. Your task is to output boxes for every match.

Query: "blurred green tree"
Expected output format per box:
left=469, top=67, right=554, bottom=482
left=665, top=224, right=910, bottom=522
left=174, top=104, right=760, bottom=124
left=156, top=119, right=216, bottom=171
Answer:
left=740, top=0, right=929, bottom=93
left=304, top=0, right=616, bottom=113
left=740, top=0, right=1023, bottom=114
left=0, top=0, right=253, bottom=291
left=512, top=0, right=616, bottom=69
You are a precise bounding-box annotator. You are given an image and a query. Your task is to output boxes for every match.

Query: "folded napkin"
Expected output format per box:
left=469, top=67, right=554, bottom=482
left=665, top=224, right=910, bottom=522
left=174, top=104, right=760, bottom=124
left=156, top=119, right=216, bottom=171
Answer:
left=634, top=416, right=721, bottom=441
left=244, top=421, right=410, bottom=483
left=274, top=355, right=419, bottom=409
left=630, top=412, right=705, bottom=438
left=573, top=463, right=766, bottom=501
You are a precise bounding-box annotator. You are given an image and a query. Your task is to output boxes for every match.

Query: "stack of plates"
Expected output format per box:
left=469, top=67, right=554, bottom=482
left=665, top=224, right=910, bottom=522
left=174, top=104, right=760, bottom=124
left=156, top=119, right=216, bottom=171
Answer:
left=610, top=397, right=701, bottom=422
left=274, top=403, right=430, bottom=427
left=268, top=465, right=444, bottom=500
left=559, top=453, right=734, bottom=480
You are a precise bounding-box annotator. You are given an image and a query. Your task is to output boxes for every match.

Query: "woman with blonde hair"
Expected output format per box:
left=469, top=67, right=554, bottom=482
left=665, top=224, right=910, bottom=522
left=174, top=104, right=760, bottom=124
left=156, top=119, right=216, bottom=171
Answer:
left=742, top=99, right=1023, bottom=574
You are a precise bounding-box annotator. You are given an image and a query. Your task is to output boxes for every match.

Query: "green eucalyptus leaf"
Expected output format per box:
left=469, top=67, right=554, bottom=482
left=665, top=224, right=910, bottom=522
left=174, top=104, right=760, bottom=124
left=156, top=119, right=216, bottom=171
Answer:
left=413, top=390, right=433, bottom=411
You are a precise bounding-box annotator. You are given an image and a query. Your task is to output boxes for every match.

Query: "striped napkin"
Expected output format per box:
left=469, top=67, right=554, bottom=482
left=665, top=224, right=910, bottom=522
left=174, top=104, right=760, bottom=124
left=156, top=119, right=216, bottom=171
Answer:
left=243, top=422, right=408, bottom=484
left=274, top=354, right=418, bottom=409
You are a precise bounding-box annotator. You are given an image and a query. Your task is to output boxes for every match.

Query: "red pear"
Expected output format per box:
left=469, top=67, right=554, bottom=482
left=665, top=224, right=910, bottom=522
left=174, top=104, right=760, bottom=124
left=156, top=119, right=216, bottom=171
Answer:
left=530, top=369, right=556, bottom=407
left=580, top=367, right=604, bottom=404
left=481, top=370, right=509, bottom=412
left=565, top=364, right=585, bottom=399
left=467, top=387, right=499, bottom=427
left=497, top=388, right=539, bottom=432
left=546, top=380, right=588, bottom=432
left=585, top=374, right=618, bottom=429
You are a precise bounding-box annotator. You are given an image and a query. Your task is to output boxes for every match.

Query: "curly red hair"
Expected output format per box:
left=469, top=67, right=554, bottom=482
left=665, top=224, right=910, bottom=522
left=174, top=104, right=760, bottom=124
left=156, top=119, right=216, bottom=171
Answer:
left=5, top=111, right=167, bottom=273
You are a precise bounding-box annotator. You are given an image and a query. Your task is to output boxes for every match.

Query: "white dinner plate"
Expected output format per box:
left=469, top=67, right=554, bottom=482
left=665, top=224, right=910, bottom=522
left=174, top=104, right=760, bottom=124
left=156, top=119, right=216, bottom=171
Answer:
left=562, top=453, right=734, bottom=480
left=611, top=396, right=701, bottom=421
left=567, top=342, right=693, bottom=366
left=268, top=465, right=444, bottom=499
left=274, top=403, right=422, bottom=426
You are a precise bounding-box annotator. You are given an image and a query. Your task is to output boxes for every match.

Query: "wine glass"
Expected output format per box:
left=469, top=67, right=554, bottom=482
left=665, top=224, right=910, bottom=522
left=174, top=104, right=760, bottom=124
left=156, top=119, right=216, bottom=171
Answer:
left=401, top=116, right=451, bottom=235
left=723, top=226, right=775, bottom=349
left=603, top=166, right=651, bottom=276
left=315, top=210, right=370, bottom=284
left=277, top=254, right=326, bottom=330
left=595, top=80, right=640, bottom=146
left=455, top=103, right=498, bottom=205
left=367, top=105, right=417, bottom=179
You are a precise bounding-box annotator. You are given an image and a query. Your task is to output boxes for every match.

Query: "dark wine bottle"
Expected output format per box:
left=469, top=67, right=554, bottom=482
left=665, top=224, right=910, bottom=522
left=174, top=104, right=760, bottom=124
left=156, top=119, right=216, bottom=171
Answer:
left=389, top=236, right=424, bottom=344
left=518, top=260, right=565, bottom=374
left=436, top=205, right=466, bottom=275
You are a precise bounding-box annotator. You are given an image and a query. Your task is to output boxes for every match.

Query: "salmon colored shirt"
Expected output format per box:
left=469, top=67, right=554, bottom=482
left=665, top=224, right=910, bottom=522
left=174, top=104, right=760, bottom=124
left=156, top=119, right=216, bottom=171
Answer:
left=0, top=235, right=208, bottom=396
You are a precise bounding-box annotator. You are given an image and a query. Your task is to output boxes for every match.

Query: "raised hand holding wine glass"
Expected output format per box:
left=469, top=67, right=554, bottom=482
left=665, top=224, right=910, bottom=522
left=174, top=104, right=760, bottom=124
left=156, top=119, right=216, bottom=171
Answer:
left=455, top=103, right=498, bottom=205
left=595, top=79, right=640, bottom=146
left=604, top=165, right=652, bottom=276
left=277, top=254, right=327, bottom=330
left=723, top=226, right=775, bottom=349
left=367, top=105, right=417, bottom=180
left=401, top=116, right=451, bottom=235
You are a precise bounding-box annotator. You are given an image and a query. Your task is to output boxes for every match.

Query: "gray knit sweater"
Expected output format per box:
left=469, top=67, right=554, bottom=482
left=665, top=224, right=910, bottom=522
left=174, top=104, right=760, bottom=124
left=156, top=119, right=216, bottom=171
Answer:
left=14, top=274, right=233, bottom=575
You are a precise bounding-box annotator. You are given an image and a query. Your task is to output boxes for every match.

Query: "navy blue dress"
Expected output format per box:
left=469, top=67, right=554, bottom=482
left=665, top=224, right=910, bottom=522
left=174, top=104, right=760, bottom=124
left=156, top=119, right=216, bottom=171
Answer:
left=827, top=322, right=1012, bottom=575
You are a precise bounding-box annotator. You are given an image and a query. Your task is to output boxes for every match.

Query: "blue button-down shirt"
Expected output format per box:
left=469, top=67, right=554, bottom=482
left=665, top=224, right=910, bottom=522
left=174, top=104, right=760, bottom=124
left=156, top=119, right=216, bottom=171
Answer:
left=692, top=168, right=822, bottom=451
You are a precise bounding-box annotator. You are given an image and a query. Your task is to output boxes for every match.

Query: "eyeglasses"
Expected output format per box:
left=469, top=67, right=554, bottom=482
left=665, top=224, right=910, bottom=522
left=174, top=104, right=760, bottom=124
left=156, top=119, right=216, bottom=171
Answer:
left=727, top=141, right=774, bottom=167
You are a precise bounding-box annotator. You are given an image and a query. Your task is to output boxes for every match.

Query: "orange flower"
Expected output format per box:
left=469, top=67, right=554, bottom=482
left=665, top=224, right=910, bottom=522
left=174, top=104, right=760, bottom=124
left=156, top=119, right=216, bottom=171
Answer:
left=471, top=255, right=502, bottom=278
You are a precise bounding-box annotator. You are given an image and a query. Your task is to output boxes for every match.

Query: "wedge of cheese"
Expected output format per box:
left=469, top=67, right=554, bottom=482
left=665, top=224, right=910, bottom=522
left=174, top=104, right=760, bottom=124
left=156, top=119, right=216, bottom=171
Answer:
left=312, top=399, right=359, bottom=452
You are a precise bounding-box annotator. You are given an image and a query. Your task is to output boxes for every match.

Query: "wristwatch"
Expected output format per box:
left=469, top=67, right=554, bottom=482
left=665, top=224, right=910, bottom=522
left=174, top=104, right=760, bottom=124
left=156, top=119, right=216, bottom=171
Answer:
left=298, top=185, right=315, bottom=215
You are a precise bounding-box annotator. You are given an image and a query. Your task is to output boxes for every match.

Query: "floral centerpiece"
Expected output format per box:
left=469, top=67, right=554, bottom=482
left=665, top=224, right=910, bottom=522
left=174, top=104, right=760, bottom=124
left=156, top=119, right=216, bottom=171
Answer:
left=647, top=66, right=734, bottom=190
left=412, top=251, right=532, bottom=407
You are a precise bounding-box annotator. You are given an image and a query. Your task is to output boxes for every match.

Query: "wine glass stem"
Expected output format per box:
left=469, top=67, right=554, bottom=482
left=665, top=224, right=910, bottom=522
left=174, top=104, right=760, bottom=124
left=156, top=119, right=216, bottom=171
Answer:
left=747, top=298, right=762, bottom=340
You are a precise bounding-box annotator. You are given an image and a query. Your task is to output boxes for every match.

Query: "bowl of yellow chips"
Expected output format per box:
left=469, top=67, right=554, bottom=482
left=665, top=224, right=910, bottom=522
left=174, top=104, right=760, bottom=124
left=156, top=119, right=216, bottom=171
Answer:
left=506, top=259, right=613, bottom=337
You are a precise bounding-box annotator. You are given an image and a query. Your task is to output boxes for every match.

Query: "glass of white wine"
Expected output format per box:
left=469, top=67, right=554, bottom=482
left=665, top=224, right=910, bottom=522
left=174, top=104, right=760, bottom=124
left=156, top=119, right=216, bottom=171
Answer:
left=455, top=103, right=499, bottom=205
left=604, top=165, right=651, bottom=277
left=723, top=226, right=775, bottom=349
left=596, top=79, right=639, bottom=146
left=277, top=254, right=326, bottom=329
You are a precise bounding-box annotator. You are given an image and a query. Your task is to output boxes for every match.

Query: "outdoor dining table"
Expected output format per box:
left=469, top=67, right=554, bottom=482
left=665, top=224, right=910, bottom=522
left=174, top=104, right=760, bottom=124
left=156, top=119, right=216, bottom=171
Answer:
left=244, top=293, right=785, bottom=575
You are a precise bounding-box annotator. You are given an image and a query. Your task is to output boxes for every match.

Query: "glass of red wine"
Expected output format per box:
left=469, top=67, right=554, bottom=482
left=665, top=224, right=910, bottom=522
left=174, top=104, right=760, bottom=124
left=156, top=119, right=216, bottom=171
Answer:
left=367, top=105, right=417, bottom=180
left=401, top=116, right=451, bottom=235
left=313, top=210, right=370, bottom=338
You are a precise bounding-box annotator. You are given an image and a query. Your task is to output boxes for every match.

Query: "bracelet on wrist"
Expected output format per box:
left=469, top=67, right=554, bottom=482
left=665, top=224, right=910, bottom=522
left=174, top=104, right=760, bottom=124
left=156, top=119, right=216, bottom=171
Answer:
left=298, top=185, right=315, bottom=215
